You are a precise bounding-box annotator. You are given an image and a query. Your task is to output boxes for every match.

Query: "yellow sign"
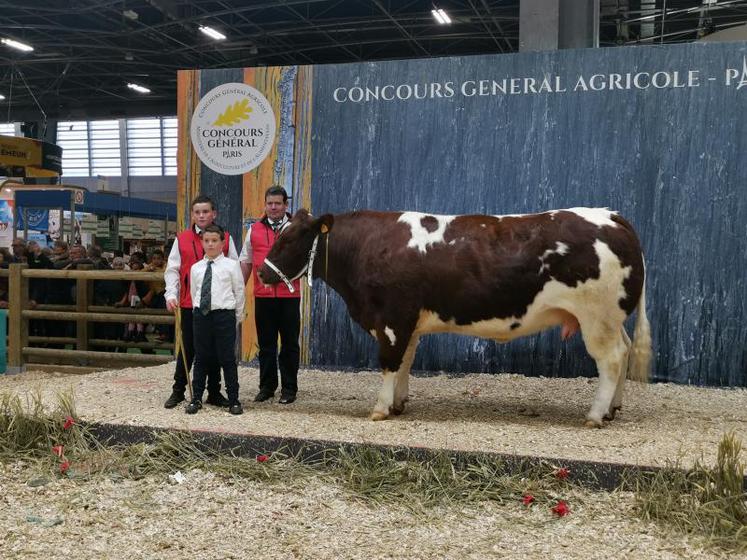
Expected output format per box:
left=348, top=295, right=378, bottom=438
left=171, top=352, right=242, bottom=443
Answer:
left=0, top=135, right=62, bottom=178
left=0, top=135, right=34, bottom=166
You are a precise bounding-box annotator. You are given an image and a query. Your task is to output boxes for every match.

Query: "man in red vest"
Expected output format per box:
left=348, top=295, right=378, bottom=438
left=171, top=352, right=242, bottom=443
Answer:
left=240, top=186, right=301, bottom=404
left=163, top=194, right=239, bottom=409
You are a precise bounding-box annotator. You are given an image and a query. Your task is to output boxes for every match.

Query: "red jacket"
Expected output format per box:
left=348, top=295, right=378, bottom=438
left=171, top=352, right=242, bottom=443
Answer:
left=251, top=218, right=300, bottom=298
left=176, top=228, right=232, bottom=308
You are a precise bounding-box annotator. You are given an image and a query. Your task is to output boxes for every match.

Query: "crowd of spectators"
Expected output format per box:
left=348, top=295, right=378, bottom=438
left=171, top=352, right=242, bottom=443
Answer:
left=0, top=238, right=171, bottom=349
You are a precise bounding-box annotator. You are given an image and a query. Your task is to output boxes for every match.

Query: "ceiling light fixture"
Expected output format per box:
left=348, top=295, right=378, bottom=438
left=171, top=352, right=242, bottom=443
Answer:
left=2, top=38, right=34, bottom=52
left=127, top=83, right=151, bottom=94
left=431, top=8, right=452, bottom=25
left=199, top=26, right=227, bottom=41
left=0, top=94, right=5, bottom=100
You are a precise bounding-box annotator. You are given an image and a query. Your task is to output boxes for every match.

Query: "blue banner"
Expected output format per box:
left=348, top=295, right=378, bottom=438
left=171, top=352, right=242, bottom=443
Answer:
left=307, top=42, right=747, bottom=386
left=15, top=207, right=49, bottom=231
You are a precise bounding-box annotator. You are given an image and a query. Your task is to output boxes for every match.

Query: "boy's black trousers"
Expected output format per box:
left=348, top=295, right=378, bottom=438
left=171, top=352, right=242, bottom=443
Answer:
left=191, top=309, right=239, bottom=403
left=172, top=307, right=222, bottom=396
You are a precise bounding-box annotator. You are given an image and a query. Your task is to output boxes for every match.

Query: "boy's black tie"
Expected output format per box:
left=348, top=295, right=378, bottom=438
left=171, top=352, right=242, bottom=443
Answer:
left=200, top=261, right=213, bottom=316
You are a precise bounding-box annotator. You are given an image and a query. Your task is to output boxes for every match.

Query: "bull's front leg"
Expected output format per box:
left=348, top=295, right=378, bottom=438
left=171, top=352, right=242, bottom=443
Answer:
left=371, top=328, right=416, bottom=421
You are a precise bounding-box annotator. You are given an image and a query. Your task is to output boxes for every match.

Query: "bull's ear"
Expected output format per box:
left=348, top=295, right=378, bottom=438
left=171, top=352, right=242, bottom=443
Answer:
left=293, top=208, right=311, bottom=220
left=315, top=214, right=334, bottom=234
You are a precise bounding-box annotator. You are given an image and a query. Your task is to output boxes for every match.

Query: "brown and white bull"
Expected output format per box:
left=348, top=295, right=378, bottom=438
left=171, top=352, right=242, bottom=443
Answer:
left=257, top=207, right=652, bottom=427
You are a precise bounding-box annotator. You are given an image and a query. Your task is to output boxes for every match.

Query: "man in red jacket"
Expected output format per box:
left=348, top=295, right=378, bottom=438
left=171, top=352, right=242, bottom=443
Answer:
left=163, top=194, right=239, bottom=409
left=240, top=186, right=300, bottom=404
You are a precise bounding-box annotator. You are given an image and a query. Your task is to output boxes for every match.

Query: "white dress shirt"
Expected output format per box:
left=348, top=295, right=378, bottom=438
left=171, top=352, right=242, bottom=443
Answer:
left=164, top=225, right=239, bottom=303
left=239, top=215, right=289, bottom=263
left=189, top=253, right=246, bottom=321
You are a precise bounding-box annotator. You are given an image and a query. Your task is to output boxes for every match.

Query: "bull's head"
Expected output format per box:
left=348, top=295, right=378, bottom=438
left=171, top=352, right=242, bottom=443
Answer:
left=257, top=209, right=334, bottom=289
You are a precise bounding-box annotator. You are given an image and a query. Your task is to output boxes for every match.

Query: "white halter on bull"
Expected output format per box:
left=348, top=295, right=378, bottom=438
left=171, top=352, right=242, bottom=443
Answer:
left=261, top=221, right=324, bottom=293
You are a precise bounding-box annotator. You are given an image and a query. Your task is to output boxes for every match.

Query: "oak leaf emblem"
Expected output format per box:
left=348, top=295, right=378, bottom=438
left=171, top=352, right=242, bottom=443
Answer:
left=213, top=99, right=252, bottom=126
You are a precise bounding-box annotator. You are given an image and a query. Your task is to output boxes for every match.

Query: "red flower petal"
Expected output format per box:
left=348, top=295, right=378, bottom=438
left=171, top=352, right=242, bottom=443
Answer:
left=256, top=454, right=269, bottom=463
left=52, top=445, right=64, bottom=458
left=60, top=461, right=70, bottom=474
left=62, top=416, right=75, bottom=430
left=551, top=500, right=570, bottom=517
left=522, top=494, right=535, bottom=506
left=555, top=467, right=570, bottom=480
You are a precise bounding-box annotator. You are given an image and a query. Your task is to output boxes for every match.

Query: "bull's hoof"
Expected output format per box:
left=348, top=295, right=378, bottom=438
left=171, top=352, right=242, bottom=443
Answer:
left=584, top=418, right=603, bottom=429
left=604, top=406, right=621, bottom=421
left=370, top=411, right=389, bottom=421
left=391, top=403, right=405, bottom=416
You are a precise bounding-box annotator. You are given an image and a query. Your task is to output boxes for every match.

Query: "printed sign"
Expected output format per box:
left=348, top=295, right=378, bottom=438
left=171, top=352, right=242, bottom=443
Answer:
left=190, top=83, right=276, bottom=175
left=15, top=208, right=49, bottom=231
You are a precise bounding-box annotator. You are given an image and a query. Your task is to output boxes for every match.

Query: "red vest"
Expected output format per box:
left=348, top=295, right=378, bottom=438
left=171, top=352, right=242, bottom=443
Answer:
left=251, top=219, right=301, bottom=298
left=176, top=227, right=232, bottom=308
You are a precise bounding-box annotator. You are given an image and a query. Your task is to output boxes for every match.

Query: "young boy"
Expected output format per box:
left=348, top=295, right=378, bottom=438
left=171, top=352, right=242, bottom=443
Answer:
left=186, top=225, right=245, bottom=415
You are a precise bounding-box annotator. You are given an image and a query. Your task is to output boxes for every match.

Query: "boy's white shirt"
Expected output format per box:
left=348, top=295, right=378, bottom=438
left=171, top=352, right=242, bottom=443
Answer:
left=164, top=226, right=239, bottom=303
left=189, top=253, right=246, bottom=322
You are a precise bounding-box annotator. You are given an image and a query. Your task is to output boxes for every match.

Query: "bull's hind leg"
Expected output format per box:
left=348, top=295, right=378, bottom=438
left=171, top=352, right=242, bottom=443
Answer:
left=607, top=328, right=632, bottom=419
left=371, top=328, right=416, bottom=421
left=581, top=323, right=629, bottom=428
left=391, top=336, right=419, bottom=415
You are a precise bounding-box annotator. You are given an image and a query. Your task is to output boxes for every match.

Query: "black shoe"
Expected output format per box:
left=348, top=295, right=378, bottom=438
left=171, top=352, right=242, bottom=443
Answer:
left=135, top=331, right=148, bottom=343
left=205, top=393, right=230, bottom=407
left=278, top=395, right=296, bottom=405
left=185, top=400, right=202, bottom=414
left=228, top=402, right=243, bottom=415
left=254, top=391, right=274, bottom=402
left=164, top=392, right=185, bottom=409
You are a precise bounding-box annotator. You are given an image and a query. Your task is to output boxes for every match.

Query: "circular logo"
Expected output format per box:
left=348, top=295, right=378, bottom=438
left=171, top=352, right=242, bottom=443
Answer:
left=190, top=83, right=276, bottom=175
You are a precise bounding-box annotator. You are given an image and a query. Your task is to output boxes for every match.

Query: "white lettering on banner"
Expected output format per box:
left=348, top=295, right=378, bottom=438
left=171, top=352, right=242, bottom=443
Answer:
left=331, top=57, right=746, bottom=103
left=725, top=56, right=747, bottom=89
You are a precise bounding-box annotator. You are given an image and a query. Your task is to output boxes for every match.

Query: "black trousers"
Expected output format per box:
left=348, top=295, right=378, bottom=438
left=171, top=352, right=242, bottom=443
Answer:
left=255, top=297, right=300, bottom=397
left=172, top=307, right=221, bottom=395
left=192, top=309, right=239, bottom=403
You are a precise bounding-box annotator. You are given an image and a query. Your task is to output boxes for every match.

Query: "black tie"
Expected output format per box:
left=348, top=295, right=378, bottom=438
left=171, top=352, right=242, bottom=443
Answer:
left=272, top=220, right=281, bottom=233
left=199, top=261, right=213, bottom=316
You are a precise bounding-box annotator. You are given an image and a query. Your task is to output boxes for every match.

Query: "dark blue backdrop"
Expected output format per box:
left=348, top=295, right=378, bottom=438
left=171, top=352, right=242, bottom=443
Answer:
left=308, top=42, right=747, bottom=387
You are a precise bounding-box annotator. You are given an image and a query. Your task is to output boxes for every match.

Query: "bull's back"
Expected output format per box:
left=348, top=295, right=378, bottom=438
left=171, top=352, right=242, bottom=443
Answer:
left=340, top=208, right=644, bottom=330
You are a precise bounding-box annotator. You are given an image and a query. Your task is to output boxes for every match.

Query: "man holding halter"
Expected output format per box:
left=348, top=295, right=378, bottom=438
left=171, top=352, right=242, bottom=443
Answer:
left=163, top=194, right=239, bottom=409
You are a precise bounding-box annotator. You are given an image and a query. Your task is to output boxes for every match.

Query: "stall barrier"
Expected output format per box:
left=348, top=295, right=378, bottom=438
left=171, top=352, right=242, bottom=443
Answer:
left=6, top=264, right=175, bottom=374
left=0, top=309, right=6, bottom=373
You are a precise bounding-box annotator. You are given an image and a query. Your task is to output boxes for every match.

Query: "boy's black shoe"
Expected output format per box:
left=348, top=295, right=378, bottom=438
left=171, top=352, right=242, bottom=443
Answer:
left=228, top=402, right=243, bottom=415
left=164, top=392, right=185, bottom=409
left=205, top=393, right=230, bottom=407
left=253, top=391, right=274, bottom=402
left=185, top=400, right=202, bottom=414
left=278, top=394, right=296, bottom=405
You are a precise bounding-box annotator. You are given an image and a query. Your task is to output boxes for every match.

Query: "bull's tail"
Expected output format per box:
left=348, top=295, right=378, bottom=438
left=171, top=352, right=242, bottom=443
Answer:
left=627, top=271, right=652, bottom=383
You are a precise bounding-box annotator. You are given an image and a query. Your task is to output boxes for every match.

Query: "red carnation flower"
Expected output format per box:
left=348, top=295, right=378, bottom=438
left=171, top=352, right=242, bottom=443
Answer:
left=555, top=467, right=570, bottom=480
left=60, top=461, right=70, bottom=474
left=256, top=454, right=269, bottom=463
left=522, top=494, right=535, bottom=506
left=551, top=500, right=570, bottom=517
left=52, top=445, right=64, bottom=458
left=63, top=416, right=75, bottom=430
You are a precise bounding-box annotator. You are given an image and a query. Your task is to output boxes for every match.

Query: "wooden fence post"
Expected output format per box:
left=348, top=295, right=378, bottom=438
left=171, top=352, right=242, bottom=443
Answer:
left=76, top=264, right=93, bottom=353
left=8, top=263, right=29, bottom=373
